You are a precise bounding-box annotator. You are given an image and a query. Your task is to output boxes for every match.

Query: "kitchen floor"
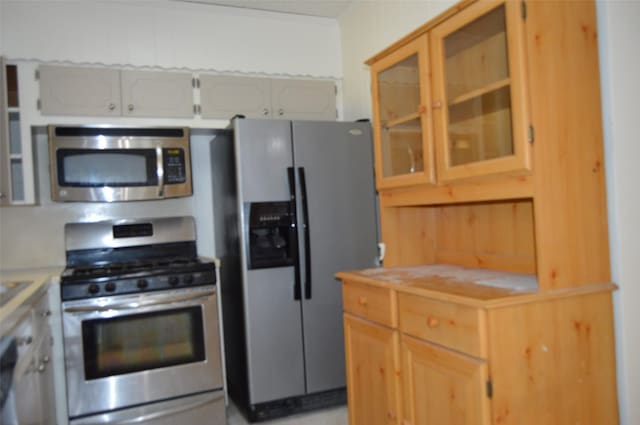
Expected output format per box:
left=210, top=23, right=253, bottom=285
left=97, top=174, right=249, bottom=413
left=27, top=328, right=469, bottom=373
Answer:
left=227, top=402, right=348, bottom=425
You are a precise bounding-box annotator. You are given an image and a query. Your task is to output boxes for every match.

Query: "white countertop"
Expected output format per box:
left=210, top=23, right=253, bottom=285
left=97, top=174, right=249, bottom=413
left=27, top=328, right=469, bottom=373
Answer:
left=0, top=266, right=62, bottom=335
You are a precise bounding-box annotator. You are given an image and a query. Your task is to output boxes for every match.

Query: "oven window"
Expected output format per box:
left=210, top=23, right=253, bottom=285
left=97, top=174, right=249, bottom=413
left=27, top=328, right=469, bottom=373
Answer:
left=82, top=307, right=205, bottom=380
left=57, top=149, right=157, bottom=187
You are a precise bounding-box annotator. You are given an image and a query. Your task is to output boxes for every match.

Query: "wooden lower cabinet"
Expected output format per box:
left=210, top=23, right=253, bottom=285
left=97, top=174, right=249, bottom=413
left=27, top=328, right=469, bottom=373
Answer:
left=343, top=314, right=402, bottom=425
left=340, top=271, right=619, bottom=425
left=401, top=335, right=490, bottom=425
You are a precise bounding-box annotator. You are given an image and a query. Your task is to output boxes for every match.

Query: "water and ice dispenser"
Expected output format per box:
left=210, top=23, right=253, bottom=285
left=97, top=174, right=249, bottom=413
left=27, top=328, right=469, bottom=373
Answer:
left=245, top=201, right=295, bottom=269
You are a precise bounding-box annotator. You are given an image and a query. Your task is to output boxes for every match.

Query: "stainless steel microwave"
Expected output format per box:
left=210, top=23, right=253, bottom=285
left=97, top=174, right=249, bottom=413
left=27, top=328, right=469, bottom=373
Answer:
left=48, top=126, right=192, bottom=202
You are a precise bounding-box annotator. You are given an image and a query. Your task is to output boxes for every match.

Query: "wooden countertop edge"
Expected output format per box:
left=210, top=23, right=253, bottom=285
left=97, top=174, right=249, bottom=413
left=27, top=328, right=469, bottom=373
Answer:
left=336, top=271, right=617, bottom=308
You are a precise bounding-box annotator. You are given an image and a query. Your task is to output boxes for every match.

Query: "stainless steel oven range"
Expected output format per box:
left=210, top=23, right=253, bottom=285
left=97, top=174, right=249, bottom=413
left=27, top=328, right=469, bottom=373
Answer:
left=59, top=216, right=226, bottom=425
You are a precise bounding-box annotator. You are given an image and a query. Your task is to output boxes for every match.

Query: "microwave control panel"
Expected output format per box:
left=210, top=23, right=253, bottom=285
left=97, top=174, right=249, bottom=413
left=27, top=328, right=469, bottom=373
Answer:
left=163, top=148, right=187, bottom=184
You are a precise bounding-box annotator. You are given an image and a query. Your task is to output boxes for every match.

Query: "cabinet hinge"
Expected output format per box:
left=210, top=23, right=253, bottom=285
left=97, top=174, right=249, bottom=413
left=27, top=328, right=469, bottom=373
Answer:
left=192, top=77, right=200, bottom=88
left=521, top=0, right=527, bottom=20
left=37, top=99, right=41, bottom=110
left=35, top=69, right=40, bottom=80
left=528, top=125, right=535, bottom=144
left=486, top=379, right=493, bottom=399
left=193, top=104, right=201, bottom=115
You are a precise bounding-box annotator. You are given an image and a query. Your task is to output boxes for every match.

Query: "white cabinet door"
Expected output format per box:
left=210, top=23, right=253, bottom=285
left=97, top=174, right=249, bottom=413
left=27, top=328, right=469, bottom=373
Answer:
left=199, top=75, right=271, bottom=120
left=39, top=65, right=121, bottom=116
left=271, top=79, right=336, bottom=121
left=120, top=70, right=194, bottom=118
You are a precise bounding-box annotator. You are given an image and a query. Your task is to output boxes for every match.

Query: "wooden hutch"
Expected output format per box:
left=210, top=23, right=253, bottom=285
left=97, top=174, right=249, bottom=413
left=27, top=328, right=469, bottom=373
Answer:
left=336, top=0, right=619, bottom=424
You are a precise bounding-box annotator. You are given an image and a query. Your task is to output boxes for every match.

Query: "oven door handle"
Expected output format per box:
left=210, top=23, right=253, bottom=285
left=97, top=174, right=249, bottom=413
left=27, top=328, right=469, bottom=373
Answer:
left=63, top=289, right=215, bottom=313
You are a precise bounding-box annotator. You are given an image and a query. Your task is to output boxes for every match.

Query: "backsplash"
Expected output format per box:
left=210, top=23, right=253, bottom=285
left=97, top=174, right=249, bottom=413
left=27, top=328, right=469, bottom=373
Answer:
left=0, top=128, right=217, bottom=270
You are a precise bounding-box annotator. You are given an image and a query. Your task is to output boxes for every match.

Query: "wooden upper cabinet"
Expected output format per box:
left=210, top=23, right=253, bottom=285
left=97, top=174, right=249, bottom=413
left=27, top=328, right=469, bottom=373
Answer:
left=371, top=36, right=434, bottom=190
left=430, top=0, right=531, bottom=182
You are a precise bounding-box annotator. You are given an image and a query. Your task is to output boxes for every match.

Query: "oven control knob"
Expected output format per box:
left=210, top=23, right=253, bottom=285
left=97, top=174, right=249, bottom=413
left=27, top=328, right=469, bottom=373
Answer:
left=183, top=274, right=194, bottom=285
left=169, top=276, right=179, bottom=286
left=88, top=284, right=100, bottom=295
left=105, top=282, right=116, bottom=292
left=137, top=279, right=149, bottom=289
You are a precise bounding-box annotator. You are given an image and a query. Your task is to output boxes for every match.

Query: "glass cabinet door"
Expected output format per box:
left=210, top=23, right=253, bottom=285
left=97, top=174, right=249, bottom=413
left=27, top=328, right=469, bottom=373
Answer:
left=371, top=36, right=434, bottom=189
left=431, top=0, right=530, bottom=182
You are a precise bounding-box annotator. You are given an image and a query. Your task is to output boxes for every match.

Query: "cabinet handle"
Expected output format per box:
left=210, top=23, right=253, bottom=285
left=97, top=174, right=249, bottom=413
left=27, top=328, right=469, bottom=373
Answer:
left=278, top=108, right=284, bottom=116
left=128, top=104, right=135, bottom=112
left=417, top=104, right=427, bottom=114
left=108, top=102, right=116, bottom=111
left=37, top=362, right=46, bottom=373
left=426, top=316, right=440, bottom=328
left=432, top=100, right=443, bottom=109
left=41, top=310, right=51, bottom=318
left=357, top=296, right=368, bottom=306
left=262, top=108, right=269, bottom=116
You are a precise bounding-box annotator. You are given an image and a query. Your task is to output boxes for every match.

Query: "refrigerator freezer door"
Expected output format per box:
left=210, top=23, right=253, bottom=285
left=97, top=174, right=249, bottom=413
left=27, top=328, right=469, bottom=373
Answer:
left=234, top=119, right=293, bottom=202
left=233, top=119, right=306, bottom=404
left=292, top=121, right=378, bottom=393
left=244, top=268, right=305, bottom=403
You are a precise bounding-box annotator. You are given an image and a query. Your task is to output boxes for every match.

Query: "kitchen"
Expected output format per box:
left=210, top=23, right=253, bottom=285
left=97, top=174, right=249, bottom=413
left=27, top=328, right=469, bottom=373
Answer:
left=0, top=0, right=639, bottom=424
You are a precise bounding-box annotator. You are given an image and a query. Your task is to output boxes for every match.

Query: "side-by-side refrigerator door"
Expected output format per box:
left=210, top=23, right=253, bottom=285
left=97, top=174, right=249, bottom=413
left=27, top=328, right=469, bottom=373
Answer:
left=233, top=118, right=306, bottom=404
left=292, top=121, right=378, bottom=393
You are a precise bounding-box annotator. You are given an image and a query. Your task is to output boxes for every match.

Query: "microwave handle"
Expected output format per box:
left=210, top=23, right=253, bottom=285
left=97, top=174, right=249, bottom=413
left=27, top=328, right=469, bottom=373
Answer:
left=156, top=147, right=165, bottom=197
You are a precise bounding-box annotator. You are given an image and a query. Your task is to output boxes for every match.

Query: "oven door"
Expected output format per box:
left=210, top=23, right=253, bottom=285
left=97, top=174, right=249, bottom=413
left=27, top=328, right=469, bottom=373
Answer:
left=62, top=286, right=222, bottom=419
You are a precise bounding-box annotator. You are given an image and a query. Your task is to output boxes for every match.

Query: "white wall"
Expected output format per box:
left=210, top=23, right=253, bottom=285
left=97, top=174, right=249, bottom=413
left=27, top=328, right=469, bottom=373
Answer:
left=597, top=1, right=640, bottom=424
left=0, top=0, right=341, bottom=78
left=339, top=1, right=640, bottom=424
left=338, top=0, right=455, bottom=121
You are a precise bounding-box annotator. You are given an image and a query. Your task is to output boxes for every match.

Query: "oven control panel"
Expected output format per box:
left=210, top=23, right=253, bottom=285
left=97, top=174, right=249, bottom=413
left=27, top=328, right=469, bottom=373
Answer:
left=61, top=267, right=216, bottom=301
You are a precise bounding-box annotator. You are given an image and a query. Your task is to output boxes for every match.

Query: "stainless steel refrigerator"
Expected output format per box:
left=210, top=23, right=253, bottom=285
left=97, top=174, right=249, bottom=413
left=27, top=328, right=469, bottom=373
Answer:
left=211, top=117, right=378, bottom=422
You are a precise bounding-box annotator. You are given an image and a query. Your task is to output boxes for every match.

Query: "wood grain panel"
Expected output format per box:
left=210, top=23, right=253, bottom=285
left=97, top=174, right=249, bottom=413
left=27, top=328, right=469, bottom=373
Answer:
left=343, top=314, right=402, bottom=425
left=343, top=280, right=397, bottom=328
left=526, top=0, right=611, bottom=289
left=487, top=292, right=619, bottom=424
left=380, top=206, right=437, bottom=267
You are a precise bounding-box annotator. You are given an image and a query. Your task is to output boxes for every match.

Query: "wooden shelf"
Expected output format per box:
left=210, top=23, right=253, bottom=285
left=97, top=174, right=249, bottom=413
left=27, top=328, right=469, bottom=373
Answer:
left=448, top=78, right=510, bottom=107
left=383, top=111, right=421, bottom=129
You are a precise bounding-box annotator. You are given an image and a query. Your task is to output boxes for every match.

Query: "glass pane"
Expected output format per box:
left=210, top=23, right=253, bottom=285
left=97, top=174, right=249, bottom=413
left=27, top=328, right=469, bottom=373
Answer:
left=8, top=112, right=21, bottom=154
left=381, top=118, right=423, bottom=177
left=10, top=159, right=24, bottom=201
left=378, top=54, right=420, bottom=123
left=60, top=149, right=156, bottom=187
left=448, top=85, right=513, bottom=166
left=443, top=5, right=514, bottom=167
left=82, top=307, right=205, bottom=380
left=444, top=5, right=508, bottom=101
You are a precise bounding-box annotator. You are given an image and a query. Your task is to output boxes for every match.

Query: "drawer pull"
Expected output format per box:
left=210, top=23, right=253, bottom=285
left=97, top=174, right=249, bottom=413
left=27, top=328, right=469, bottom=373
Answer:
left=427, top=316, right=440, bottom=328
left=358, top=296, right=368, bottom=306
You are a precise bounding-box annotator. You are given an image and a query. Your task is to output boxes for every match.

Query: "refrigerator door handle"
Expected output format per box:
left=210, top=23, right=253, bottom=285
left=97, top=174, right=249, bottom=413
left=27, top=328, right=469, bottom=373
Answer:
left=298, top=167, right=312, bottom=300
left=287, top=166, right=302, bottom=301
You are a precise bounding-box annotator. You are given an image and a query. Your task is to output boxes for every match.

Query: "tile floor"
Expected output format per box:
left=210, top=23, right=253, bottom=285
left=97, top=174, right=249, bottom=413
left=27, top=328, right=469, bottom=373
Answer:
left=226, top=402, right=348, bottom=425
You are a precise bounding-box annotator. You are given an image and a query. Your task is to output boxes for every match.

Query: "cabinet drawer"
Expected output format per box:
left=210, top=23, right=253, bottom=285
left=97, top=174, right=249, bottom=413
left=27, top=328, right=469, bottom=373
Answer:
left=342, top=280, right=396, bottom=327
left=398, top=292, right=486, bottom=358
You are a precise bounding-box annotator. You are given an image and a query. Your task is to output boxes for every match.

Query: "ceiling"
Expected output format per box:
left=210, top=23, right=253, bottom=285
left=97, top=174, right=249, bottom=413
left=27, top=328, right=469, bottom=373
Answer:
left=180, top=0, right=353, bottom=18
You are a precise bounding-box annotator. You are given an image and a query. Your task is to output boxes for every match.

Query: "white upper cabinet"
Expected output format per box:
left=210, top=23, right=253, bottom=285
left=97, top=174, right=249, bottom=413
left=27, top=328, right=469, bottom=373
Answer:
left=199, top=75, right=271, bottom=119
left=120, top=70, right=194, bottom=118
left=270, top=79, right=336, bottom=121
left=39, top=65, right=122, bottom=116
left=199, top=75, right=337, bottom=121
left=38, top=65, right=194, bottom=118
